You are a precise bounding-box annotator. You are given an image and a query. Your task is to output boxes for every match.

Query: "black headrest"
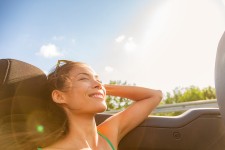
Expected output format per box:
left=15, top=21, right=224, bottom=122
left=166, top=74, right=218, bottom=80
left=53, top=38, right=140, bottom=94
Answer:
left=0, top=59, right=48, bottom=117
left=0, top=59, right=61, bottom=149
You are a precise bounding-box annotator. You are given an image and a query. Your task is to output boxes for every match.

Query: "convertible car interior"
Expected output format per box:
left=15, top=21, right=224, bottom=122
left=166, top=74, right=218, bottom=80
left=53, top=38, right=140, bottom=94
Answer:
left=1, top=31, right=225, bottom=150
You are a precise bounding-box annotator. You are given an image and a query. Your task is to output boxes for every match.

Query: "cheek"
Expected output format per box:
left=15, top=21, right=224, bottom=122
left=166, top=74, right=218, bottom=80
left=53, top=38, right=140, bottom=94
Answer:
left=65, top=86, right=89, bottom=104
left=74, top=83, right=90, bottom=96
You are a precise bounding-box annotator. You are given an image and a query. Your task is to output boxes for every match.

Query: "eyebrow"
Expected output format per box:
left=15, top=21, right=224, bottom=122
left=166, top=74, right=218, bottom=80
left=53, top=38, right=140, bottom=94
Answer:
left=76, top=73, right=99, bottom=79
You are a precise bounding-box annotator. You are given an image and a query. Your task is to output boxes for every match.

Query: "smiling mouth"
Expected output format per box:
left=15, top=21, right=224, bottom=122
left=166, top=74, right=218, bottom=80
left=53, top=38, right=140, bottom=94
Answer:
left=89, top=93, right=104, bottom=99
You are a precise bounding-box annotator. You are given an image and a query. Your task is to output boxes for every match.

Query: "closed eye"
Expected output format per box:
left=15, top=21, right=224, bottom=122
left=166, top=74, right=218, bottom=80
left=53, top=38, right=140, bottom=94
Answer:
left=79, top=77, right=89, bottom=80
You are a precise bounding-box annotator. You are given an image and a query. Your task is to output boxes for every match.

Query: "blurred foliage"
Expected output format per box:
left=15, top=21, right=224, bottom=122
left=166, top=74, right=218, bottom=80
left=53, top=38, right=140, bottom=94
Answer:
left=106, top=80, right=133, bottom=111
left=163, top=85, right=216, bottom=104
left=153, top=85, right=216, bottom=116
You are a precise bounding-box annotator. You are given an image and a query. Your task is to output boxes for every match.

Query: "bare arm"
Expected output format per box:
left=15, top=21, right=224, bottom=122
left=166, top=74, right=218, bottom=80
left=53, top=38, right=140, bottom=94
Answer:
left=105, top=84, right=162, bottom=101
left=97, top=84, right=162, bottom=146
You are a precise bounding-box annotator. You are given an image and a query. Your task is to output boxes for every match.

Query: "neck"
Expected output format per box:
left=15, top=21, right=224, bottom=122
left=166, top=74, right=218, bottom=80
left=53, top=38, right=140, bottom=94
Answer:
left=62, top=113, right=99, bottom=149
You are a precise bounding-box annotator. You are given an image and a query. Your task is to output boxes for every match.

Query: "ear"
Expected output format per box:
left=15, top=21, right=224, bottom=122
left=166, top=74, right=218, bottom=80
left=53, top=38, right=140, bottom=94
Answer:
left=52, top=90, right=66, bottom=104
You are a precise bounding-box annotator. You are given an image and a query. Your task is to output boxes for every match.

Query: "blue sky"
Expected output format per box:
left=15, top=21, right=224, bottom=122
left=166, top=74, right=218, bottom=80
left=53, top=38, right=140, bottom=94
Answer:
left=1, top=0, right=225, bottom=93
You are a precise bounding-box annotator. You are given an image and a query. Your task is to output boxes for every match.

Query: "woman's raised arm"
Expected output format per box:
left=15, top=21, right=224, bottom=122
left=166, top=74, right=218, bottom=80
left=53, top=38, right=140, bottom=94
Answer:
left=97, top=84, right=162, bottom=146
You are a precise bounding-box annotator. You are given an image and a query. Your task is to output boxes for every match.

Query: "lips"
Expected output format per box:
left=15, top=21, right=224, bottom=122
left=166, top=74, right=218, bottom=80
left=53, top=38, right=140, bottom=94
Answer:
left=88, top=92, right=105, bottom=99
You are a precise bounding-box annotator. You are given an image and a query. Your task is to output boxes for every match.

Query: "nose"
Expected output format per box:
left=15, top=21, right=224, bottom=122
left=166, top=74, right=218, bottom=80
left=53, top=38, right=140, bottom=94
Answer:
left=93, top=79, right=103, bottom=89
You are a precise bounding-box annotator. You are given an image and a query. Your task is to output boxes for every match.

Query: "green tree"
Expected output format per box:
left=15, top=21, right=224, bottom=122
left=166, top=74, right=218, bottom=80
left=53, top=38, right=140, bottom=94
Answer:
left=155, top=85, right=216, bottom=116
left=164, top=85, right=216, bottom=104
left=105, top=80, right=133, bottom=111
left=202, top=86, right=216, bottom=99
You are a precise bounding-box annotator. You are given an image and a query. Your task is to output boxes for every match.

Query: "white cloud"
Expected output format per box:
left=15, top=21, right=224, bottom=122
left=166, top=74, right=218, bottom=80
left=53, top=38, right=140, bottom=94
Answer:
left=124, top=37, right=137, bottom=52
left=105, top=66, right=114, bottom=73
left=36, top=43, right=63, bottom=58
left=115, top=35, right=137, bottom=52
left=115, top=35, right=126, bottom=43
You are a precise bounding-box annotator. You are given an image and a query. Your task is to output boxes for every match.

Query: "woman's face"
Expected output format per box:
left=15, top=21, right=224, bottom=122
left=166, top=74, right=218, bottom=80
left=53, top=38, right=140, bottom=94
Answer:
left=60, top=64, right=107, bottom=114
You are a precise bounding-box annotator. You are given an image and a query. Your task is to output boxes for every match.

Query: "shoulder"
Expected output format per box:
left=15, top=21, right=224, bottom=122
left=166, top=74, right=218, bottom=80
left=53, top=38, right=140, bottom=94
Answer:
left=97, top=113, right=121, bottom=148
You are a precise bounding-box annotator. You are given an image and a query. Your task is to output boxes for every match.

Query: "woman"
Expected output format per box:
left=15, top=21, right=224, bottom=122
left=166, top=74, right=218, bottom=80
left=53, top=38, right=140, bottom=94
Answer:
left=41, top=60, right=162, bottom=150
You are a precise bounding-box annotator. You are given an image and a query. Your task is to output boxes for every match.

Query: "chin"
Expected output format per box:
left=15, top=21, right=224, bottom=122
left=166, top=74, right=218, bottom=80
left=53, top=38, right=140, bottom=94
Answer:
left=97, top=103, right=107, bottom=113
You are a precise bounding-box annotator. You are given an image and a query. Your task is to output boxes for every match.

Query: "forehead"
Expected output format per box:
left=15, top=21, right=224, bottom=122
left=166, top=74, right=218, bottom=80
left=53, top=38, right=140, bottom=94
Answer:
left=69, top=64, right=97, bottom=76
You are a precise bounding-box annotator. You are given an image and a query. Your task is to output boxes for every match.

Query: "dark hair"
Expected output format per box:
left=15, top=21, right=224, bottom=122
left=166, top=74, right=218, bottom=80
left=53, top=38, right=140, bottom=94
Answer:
left=47, top=61, right=88, bottom=92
